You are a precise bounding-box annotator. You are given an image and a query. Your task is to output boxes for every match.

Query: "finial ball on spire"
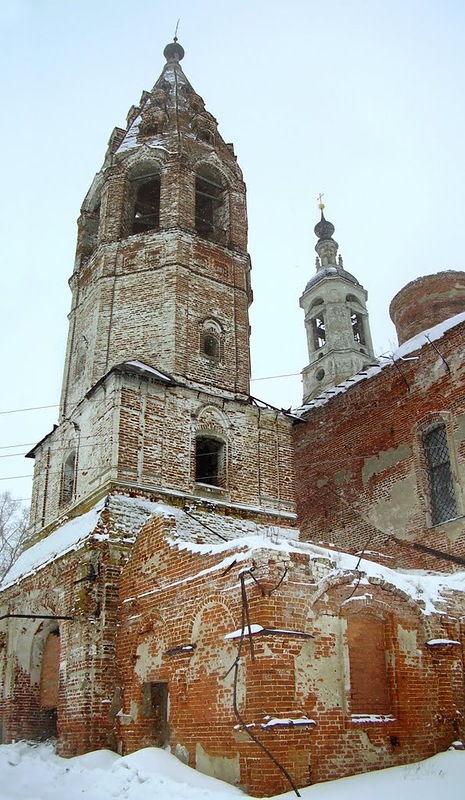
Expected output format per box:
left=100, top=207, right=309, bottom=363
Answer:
left=163, top=41, right=185, bottom=62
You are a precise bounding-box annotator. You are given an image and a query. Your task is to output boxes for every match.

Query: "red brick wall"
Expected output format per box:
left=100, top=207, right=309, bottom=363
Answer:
left=116, top=508, right=465, bottom=795
left=293, top=319, right=465, bottom=570
left=389, top=271, right=465, bottom=344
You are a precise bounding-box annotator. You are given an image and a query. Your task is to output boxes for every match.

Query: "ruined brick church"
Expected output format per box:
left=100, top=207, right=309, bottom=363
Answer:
left=1, top=40, right=465, bottom=797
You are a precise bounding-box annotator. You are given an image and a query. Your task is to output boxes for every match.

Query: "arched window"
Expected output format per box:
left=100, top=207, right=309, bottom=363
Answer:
left=131, top=175, right=161, bottom=234
left=423, top=423, right=458, bottom=525
left=347, top=615, right=391, bottom=715
left=60, top=450, right=76, bottom=506
left=195, top=165, right=228, bottom=243
left=203, top=333, right=220, bottom=360
left=199, top=318, right=223, bottom=363
left=195, top=437, right=225, bottom=487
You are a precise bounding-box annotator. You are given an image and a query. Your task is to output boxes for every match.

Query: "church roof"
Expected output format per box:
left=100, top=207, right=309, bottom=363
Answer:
left=304, top=265, right=361, bottom=292
left=295, top=309, right=465, bottom=415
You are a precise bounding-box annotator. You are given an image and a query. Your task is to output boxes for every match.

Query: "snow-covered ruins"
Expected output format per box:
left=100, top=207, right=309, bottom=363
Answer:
left=1, top=40, right=465, bottom=797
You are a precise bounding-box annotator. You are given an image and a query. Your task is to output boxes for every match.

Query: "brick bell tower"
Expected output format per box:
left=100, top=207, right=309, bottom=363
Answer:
left=61, top=39, right=252, bottom=420
left=27, top=40, right=294, bottom=535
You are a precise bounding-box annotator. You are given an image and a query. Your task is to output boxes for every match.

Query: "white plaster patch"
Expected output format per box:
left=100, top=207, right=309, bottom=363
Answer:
left=195, top=743, right=240, bottom=786
left=362, top=444, right=411, bottom=486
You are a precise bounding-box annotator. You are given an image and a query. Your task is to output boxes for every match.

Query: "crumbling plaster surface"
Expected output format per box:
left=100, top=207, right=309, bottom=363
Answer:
left=366, top=474, right=418, bottom=539
left=362, top=444, right=411, bottom=486
left=397, top=623, right=421, bottom=666
left=299, top=615, right=345, bottom=710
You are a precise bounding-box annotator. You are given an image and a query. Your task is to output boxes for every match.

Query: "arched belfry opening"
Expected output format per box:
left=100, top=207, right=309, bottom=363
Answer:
left=195, top=164, right=228, bottom=243
left=124, top=162, right=161, bottom=237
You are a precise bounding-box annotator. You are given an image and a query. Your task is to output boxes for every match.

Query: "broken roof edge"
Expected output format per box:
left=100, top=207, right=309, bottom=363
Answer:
left=26, top=361, right=177, bottom=458
left=294, top=310, right=465, bottom=418
left=0, top=493, right=172, bottom=592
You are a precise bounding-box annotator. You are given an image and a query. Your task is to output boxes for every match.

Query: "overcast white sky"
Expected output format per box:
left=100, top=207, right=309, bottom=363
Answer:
left=1, top=0, right=465, bottom=504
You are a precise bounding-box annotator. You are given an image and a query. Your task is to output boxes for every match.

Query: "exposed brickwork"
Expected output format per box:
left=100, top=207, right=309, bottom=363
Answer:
left=294, top=319, right=465, bottom=570
left=390, top=271, right=465, bottom=344
left=115, top=512, right=465, bottom=794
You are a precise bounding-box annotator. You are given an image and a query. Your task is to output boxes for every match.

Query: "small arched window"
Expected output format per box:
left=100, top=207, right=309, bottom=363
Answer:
left=199, top=318, right=223, bottom=363
left=60, top=450, right=76, bottom=506
left=195, top=437, right=225, bottom=487
left=203, top=333, right=220, bottom=360
left=195, top=165, right=228, bottom=243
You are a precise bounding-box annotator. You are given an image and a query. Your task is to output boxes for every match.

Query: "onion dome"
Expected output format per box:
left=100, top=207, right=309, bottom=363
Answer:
left=163, top=39, right=185, bottom=63
left=314, top=204, right=335, bottom=241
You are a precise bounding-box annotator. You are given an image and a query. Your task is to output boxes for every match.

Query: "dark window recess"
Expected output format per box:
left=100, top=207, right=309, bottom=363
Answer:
left=132, top=177, right=160, bottom=234
left=195, top=173, right=224, bottom=240
left=312, top=315, right=326, bottom=349
left=195, top=437, right=224, bottom=486
left=351, top=312, right=366, bottom=345
left=60, top=451, right=76, bottom=506
left=423, top=424, right=458, bottom=525
left=141, top=682, right=169, bottom=748
left=203, top=333, right=220, bottom=360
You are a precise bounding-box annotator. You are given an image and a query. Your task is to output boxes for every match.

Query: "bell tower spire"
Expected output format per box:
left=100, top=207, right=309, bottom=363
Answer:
left=299, top=202, right=376, bottom=403
left=60, top=40, right=252, bottom=420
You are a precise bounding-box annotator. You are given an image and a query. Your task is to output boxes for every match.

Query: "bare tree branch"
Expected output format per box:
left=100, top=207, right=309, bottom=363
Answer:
left=0, top=492, right=29, bottom=581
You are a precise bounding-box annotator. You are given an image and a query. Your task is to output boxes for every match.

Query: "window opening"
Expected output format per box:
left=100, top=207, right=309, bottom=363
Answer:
left=195, top=437, right=225, bottom=486
left=132, top=176, right=160, bottom=234
left=423, top=424, right=458, bottom=525
left=203, top=333, right=220, bottom=360
left=60, top=451, right=76, bottom=506
left=312, top=315, right=326, bottom=349
left=351, top=312, right=366, bottom=345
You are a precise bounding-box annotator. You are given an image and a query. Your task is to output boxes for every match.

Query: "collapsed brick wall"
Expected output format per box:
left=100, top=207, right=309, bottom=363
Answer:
left=117, top=511, right=465, bottom=795
left=293, top=320, right=465, bottom=570
left=0, top=531, right=125, bottom=755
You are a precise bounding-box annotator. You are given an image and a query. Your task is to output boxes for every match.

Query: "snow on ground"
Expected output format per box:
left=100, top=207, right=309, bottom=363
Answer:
left=0, top=741, right=463, bottom=800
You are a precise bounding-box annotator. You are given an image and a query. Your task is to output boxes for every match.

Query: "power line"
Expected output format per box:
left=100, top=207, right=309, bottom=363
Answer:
left=0, top=442, right=36, bottom=451
left=0, top=474, right=33, bottom=482
left=250, top=372, right=300, bottom=382
left=0, top=404, right=58, bottom=416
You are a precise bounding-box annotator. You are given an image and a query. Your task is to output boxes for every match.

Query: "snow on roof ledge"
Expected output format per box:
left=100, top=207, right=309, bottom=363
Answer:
left=294, top=310, right=465, bottom=416
left=1, top=502, right=106, bottom=590
left=118, top=361, right=174, bottom=383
